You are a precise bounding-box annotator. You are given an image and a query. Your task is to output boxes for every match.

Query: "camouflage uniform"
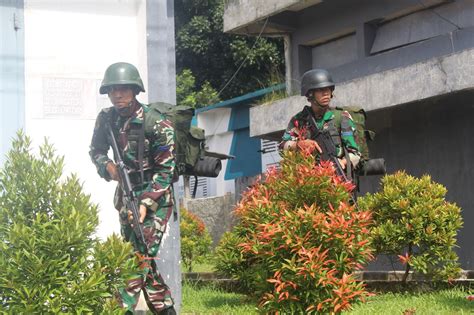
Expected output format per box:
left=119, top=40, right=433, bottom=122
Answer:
left=281, top=105, right=361, bottom=162
left=90, top=103, right=176, bottom=313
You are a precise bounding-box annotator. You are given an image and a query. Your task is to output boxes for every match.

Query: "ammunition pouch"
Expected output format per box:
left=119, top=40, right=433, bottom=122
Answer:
left=358, top=158, right=386, bottom=176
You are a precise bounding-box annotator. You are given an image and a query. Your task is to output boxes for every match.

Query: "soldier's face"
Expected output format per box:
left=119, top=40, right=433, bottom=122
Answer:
left=108, top=85, right=136, bottom=116
left=312, top=88, right=332, bottom=106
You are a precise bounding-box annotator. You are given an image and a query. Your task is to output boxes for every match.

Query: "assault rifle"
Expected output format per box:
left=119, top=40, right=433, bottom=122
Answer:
left=106, top=122, right=150, bottom=255
left=305, top=108, right=360, bottom=204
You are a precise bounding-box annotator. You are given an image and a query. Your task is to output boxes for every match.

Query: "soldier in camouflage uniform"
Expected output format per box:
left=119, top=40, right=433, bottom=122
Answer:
left=89, top=62, right=177, bottom=315
left=281, top=69, right=361, bottom=170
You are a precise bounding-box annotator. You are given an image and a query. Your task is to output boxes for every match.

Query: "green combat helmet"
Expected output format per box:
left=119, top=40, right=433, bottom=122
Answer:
left=300, top=68, right=335, bottom=97
left=100, top=62, right=145, bottom=94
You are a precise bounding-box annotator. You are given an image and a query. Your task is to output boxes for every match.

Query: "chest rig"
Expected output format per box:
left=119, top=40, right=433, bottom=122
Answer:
left=115, top=111, right=153, bottom=185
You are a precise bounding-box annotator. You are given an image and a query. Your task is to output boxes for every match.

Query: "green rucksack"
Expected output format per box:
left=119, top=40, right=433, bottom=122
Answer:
left=332, top=106, right=375, bottom=160
left=145, top=102, right=221, bottom=177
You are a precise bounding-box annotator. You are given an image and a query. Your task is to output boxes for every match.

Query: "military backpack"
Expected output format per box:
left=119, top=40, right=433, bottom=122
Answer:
left=332, top=106, right=375, bottom=160
left=332, top=106, right=386, bottom=176
left=145, top=102, right=221, bottom=177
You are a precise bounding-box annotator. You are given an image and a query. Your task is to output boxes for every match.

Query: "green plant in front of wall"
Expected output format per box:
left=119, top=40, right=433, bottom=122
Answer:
left=0, top=131, right=137, bottom=313
left=253, top=68, right=289, bottom=106
left=180, top=208, right=212, bottom=272
left=216, top=149, right=374, bottom=313
left=176, top=69, right=220, bottom=109
left=359, top=171, right=463, bottom=283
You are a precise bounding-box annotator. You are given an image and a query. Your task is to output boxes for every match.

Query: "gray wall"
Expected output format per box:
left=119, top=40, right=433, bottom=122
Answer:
left=359, top=89, right=474, bottom=269
left=0, top=0, right=24, bottom=165
left=187, top=194, right=237, bottom=247
left=282, top=0, right=474, bottom=92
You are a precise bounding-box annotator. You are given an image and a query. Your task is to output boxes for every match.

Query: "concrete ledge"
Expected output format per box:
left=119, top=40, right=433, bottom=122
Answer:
left=223, top=0, right=322, bottom=33
left=250, top=48, right=474, bottom=139
left=355, top=270, right=474, bottom=281
left=184, top=270, right=474, bottom=281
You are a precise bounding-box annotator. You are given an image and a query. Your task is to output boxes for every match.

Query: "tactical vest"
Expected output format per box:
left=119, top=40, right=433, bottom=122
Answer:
left=302, top=108, right=341, bottom=156
left=113, top=110, right=154, bottom=184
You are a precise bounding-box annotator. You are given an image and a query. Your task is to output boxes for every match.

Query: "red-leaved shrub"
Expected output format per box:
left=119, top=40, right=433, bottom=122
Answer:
left=216, top=149, right=373, bottom=313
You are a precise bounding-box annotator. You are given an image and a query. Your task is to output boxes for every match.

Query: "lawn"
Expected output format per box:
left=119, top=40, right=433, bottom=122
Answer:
left=181, top=284, right=474, bottom=314
left=349, top=288, right=474, bottom=315
left=181, top=263, right=474, bottom=313
left=181, top=282, right=258, bottom=314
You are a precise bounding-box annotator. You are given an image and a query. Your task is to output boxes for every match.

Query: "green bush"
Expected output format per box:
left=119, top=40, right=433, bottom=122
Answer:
left=180, top=208, right=212, bottom=272
left=359, top=171, right=463, bottom=282
left=0, top=131, right=137, bottom=313
left=215, top=149, right=373, bottom=313
left=214, top=231, right=258, bottom=293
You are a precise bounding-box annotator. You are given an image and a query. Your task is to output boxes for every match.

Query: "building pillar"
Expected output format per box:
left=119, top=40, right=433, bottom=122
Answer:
left=146, top=0, right=181, bottom=312
left=284, top=34, right=293, bottom=95
left=0, top=0, right=25, bottom=165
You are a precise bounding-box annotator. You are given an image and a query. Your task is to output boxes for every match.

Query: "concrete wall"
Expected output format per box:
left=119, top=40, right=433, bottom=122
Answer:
left=24, top=0, right=148, bottom=239
left=186, top=193, right=237, bottom=247
left=360, top=90, right=474, bottom=269
left=223, top=0, right=321, bottom=33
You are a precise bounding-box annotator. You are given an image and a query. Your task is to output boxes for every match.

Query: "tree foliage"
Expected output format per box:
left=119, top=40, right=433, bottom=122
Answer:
left=0, top=131, right=137, bottom=313
left=175, top=0, right=284, bottom=103
left=215, top=148, right=373, bottom=313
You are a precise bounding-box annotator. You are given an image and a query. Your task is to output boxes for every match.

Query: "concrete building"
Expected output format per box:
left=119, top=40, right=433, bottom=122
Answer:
left=224, top=0, right=474, bottom=268
left=1, top=0, right=181, bottom=311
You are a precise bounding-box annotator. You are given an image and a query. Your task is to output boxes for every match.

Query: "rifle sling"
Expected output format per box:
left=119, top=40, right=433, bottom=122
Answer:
left=138, top=114, right=145, bottom=185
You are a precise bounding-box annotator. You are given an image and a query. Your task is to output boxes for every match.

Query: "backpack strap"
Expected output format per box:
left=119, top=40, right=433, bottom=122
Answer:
left=333, top=107, right=354, bottom=179
left=332, top=107, right=343, bottom=131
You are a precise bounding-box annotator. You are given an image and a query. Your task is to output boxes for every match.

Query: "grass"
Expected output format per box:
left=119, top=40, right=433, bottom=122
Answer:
left=181, top=262, right=216, bottom=273
left=181, top=282, right=258, bottom=315
left=181, top=283, right=474, bottom=314
left=348, top=288, right=474, bottom=314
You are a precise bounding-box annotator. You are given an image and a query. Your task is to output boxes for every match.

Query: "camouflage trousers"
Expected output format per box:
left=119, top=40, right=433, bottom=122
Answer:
left=116, top=188, right=175, bottom=314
